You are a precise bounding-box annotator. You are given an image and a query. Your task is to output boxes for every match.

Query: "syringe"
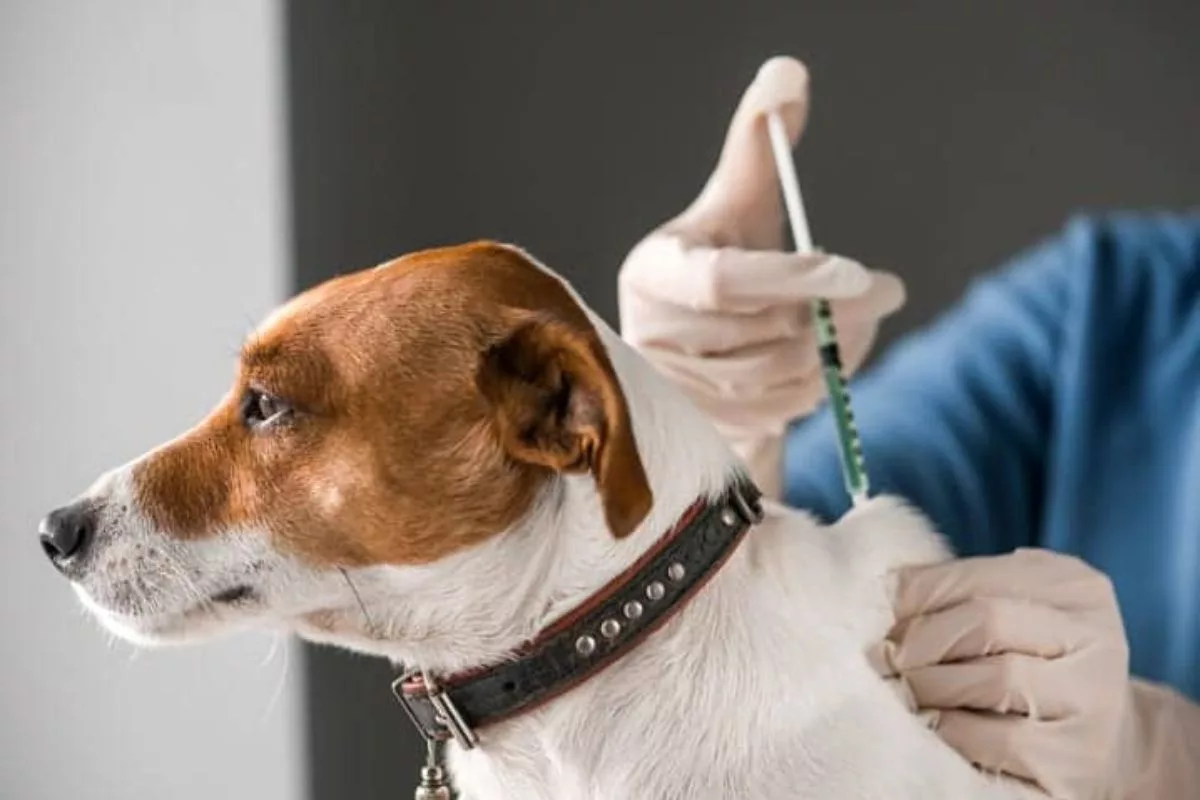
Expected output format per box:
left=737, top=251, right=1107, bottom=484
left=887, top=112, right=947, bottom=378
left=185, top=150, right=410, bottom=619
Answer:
left=760, top=58, right=870, bottom=506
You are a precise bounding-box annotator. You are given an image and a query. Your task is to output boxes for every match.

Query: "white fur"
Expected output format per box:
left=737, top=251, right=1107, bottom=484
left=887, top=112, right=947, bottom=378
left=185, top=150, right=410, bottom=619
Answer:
left=438, top=317, right=1031, bottom=800
left=66, top=257, right=1037, bottom=799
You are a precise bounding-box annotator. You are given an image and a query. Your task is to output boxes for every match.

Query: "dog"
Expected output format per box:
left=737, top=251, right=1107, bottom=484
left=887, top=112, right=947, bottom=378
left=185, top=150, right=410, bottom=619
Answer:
left=39, top=242, right=1031, bottom=799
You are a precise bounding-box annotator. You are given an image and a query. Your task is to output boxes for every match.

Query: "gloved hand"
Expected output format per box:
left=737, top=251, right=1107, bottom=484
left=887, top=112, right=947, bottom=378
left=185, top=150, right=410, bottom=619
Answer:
left=871, top=548, right=1200, bottom=799
left=618, top=57, right=905, bottom=499
left=1121, top=677, right=1200, bottom=799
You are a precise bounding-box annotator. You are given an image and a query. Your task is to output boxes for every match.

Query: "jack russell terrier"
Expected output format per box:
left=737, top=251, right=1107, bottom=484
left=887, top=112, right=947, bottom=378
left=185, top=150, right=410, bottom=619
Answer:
left=39, top=242, right=1033, bottom=799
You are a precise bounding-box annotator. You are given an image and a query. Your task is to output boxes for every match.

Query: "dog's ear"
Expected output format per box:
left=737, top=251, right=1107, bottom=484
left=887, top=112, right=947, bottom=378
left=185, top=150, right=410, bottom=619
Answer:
left=477, top=314, right=652, bottom=539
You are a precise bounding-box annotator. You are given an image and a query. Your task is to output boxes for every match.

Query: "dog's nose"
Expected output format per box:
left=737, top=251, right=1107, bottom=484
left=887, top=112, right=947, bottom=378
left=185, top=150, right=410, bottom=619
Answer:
left=39, top=500, right=98, bottom=571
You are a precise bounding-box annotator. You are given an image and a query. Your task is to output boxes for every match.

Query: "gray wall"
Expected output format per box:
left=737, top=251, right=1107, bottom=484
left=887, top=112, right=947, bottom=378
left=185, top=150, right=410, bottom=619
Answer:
left=0, top=2, right=303, bottom=798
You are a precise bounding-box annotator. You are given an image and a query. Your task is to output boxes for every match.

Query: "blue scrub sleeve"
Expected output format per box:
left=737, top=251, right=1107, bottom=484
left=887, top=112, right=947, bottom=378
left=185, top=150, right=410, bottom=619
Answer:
left=783, top=235, right=1072, bottom=556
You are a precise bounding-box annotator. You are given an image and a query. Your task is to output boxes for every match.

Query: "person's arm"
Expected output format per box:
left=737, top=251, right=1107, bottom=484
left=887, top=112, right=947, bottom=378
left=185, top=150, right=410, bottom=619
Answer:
left=784, top=230, right=1073, bottom=556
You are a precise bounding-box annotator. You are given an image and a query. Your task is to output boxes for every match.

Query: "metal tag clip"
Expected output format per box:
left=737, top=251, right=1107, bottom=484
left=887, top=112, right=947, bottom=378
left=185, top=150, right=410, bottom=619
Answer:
left=427, top=682, right=479, bottom=750
left=392, top=671, right=479, bottom=751
left=414, top=738, right=453, bottom=800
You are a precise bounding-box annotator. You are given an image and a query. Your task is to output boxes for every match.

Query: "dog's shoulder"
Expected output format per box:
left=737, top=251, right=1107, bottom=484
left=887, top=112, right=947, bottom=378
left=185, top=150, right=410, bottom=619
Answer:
left=827, top=494, right=952, bottom=577
left=750, top=493, right=950, bottom=578
left=747, top=495, right=951, bottom=649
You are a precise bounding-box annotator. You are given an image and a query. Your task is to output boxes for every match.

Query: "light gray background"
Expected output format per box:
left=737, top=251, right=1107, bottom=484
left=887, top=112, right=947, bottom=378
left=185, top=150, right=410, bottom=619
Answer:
left=0, top=2, right=303, bottom=798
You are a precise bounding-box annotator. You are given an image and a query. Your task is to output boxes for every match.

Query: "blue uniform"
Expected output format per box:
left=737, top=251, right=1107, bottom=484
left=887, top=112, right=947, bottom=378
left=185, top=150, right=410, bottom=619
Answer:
left=783, top=213, right=1200, bottom=700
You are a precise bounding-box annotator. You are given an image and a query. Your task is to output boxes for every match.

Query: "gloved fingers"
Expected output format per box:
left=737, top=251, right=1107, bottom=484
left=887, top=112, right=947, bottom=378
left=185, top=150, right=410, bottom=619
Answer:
left=867, top=638, right=902, bottom=680
left=725, top=56, right=810, bottom=157
left=690, top=247, right=873, bottom=310
left=893, top=548, right=1122, bottom=620
left=620, top=285, right=814, bottom=355
left=685, top=374, right=827, bottom=433
left=828, top=270, right=907, bottom=325
left=885, top=551, right=1132, bottom=798
left=1121, top=679, right=1200, bottom=800
left=866, top=646, right=927, bottom=720
left=621, top=270, right=902, bottom=359
left=868, top=631, right=1071, bottom=717
left=902, top=653, right=1082, bottom=720
left=887, top=597, right=1081, bottom=671
left=874, top=667, right=942, bottom=728
left=654, top=321, right=882, bottom=431
left=681, top=57, right=810, bottom=246
left=935, top=711, right=1094, bottom=798
left=621, top=233, right=874, bottom=312
left=933, top=710, right=1047, bottom=788
left=641, top=335, right=819, bottom=389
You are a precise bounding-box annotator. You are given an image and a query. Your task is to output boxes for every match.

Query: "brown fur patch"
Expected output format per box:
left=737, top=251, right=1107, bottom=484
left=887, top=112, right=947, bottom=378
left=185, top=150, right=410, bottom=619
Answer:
left=133, top=242, right=651, bottom=567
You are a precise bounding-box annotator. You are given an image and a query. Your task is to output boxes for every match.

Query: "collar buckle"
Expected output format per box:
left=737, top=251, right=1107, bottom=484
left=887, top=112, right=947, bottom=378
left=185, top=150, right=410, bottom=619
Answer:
left=392, top=671, right=479, bottom=751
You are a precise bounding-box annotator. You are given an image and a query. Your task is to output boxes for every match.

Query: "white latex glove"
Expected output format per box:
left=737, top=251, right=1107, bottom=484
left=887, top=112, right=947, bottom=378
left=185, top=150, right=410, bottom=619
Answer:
left=872, top=548, right=1200, bottom=799
left=1120, top=677, right=1200, bottom=799
left=618, top=57, right=905, bottom=499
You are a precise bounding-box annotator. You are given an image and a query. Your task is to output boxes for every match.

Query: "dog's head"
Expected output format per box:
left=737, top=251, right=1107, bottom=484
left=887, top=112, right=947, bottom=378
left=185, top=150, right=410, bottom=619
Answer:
left=38, top=242, right=652, bottom=651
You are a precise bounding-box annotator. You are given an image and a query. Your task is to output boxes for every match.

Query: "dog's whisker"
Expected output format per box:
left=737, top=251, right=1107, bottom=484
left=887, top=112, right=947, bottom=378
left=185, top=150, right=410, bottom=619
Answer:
left=159, top=552, right=207, bottom=606
left=258, top=632, right=283, bottom=668
left=339, top=567, right=378, bottom=638
left=260, top=633, right=292, bottom=722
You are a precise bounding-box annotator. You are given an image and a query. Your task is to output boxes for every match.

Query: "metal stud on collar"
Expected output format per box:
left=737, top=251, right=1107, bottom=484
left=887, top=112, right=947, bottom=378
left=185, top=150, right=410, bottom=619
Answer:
left=600, top=618, right=621, bottom=639
left=646, top=581, right=666, bottom=601
left=392, top=670, right=478, bottom=752
left=575, top=635, right=597, bottom=656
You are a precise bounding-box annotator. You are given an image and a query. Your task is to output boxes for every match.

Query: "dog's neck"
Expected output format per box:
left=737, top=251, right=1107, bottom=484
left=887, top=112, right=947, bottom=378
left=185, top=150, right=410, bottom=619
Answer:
left=300, top=317, right=745, bottom=676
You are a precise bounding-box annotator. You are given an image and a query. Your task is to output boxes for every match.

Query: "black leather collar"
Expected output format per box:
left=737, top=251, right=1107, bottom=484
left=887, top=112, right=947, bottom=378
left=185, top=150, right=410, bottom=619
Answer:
left=392, top=478, right=764, bottom=748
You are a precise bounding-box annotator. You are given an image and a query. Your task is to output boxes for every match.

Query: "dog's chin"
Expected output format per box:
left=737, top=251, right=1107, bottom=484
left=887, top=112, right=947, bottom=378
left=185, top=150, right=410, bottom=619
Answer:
left=74, top=584, right=265, bottom=647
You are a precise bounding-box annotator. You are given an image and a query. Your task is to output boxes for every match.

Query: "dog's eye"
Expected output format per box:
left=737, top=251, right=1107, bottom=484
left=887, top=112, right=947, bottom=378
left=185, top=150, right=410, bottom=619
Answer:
left=241, top=389, right=292, bottom=429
